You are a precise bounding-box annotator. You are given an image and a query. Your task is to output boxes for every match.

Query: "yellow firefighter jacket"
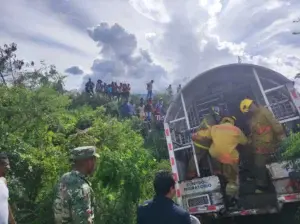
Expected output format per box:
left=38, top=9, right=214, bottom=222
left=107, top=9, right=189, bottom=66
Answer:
left=193, top=114, right=218, bottom=151
left=249, top=106, right=285, bottom=154
left=193, top=123, right=247, bottom=164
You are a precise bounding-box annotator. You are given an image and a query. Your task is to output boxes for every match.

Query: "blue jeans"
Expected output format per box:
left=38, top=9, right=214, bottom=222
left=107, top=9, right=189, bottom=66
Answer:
left=147, top=90, right=152, bottom=99
left=146, top=112, right=152, bottom=121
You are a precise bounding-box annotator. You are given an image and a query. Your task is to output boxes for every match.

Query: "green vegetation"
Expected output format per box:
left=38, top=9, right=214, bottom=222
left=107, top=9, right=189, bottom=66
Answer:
left=0, top=43, right=170, bottom=224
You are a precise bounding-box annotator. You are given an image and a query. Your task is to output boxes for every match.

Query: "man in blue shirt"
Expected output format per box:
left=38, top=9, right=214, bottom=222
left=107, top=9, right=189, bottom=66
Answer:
left=137, top=170, right=191, bottom=224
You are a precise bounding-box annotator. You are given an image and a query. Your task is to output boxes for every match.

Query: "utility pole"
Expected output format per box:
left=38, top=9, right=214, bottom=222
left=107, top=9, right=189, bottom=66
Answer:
left=238, top=56, right=242, bottom=64
left=293, top=18, right=300, bottom=35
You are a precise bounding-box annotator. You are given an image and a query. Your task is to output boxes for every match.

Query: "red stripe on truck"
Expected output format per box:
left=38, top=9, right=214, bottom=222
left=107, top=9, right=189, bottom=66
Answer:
left=176, top=189, right=181, bottom=197
left=171, top=157, right=175, bottom=166
left=291, top=90, right=298, bottom=99
left=165, top=129, right=170, bottom=137
left=173, top=173, right=178, bottom=181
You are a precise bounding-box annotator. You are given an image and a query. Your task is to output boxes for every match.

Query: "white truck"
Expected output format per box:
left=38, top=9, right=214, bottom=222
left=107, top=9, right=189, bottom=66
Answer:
left=163, top=63, right=300, bottom=223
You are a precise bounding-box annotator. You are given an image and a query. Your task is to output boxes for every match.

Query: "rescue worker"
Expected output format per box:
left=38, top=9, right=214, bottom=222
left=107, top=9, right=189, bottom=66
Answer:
left=137, top=170, right=191, bottom=224
left=240, top=98, right=286, bottom=193
left=187, top=106, right=224, bottom=179
left=53, top=146, right=99, bottom=224
left=192, top=116, right=248, bottom=198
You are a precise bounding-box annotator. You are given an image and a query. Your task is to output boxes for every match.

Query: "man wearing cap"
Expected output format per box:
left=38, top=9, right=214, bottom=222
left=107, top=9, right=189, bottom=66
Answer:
left=0, top=153, right=16, bottom=224
left=53, top=146, right=99, bottom=224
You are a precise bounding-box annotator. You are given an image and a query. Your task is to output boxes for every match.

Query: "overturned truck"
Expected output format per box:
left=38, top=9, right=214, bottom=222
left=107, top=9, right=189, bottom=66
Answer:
left=164, top=63, right=300, bottom=221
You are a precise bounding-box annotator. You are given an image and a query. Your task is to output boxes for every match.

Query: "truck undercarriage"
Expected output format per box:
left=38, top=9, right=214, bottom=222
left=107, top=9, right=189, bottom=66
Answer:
left=164, top=64, right=300, bottom=220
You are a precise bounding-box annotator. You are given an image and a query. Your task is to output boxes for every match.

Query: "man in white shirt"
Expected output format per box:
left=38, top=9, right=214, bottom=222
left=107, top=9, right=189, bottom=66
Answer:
left=0, top=153, right=16, bottom=224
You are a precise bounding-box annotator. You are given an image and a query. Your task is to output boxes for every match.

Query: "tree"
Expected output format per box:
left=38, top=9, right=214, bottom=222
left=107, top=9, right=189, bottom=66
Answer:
left=0, top=43, right=36, bottom=86
left=0, top=42, right=171, bottom=224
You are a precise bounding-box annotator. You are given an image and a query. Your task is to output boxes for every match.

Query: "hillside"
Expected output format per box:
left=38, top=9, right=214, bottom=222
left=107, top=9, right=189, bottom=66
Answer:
left=0, top=43, right=170, bottom=224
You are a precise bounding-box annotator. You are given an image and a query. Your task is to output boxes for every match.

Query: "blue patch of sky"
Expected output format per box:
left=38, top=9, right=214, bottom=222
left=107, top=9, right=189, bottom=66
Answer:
left=44, top=0, right=93, bottom=31
left=0, top=24, right=89, bottom=56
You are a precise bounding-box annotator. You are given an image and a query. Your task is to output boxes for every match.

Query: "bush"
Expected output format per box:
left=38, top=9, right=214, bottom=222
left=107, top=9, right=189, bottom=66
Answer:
left=0, top=85, right=170, bottom=224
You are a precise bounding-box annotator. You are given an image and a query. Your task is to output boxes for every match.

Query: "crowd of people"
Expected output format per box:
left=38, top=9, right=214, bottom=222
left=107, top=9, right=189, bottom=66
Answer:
left=85, top=78, right=182, bottom=104
left=85, top=78, right=131, bottom=101
left=120, top=97, right=165, bottom=126
left=85, top=78, right=182, bottom=130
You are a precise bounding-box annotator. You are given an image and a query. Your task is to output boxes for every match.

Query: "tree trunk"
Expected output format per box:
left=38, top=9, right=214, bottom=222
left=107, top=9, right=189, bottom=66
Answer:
left=0, top=72, right=7, bottom=85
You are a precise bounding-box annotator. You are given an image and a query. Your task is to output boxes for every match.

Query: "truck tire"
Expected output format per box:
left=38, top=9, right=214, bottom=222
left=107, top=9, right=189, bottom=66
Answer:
left=191, top=215, right=201, bottom=224
left=196, top=214, right=220, bottom=224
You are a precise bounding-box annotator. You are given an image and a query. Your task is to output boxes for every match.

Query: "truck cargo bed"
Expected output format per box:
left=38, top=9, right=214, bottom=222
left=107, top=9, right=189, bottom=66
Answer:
left=238, top=193, right=278, bottom=209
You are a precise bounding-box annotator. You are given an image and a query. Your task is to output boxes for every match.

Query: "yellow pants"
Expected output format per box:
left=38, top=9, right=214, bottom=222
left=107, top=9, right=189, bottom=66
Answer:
left=220, top=163, right=238, bottom=196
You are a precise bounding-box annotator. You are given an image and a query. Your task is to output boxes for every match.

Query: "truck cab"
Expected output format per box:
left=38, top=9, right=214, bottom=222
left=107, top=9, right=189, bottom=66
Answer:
left=164, top=64, right=300, bottom=221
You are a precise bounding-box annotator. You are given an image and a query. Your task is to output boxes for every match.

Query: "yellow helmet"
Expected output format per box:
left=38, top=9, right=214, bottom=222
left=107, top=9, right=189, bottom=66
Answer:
left=240, top=98, right=253, bottom=113
left=220, top=116, right=236, bottom=125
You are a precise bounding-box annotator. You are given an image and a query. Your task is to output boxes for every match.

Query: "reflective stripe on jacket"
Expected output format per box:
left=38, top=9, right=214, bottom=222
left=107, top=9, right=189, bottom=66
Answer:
left=249, top=106, right=285, bottom=154
left=192, top=114, right=217, bottom=151
left=194, top=123, right=247, bottom=164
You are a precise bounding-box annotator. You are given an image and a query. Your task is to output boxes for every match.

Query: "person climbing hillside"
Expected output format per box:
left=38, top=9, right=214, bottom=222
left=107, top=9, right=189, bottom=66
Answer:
left=166, top=85, right=173, bottom=97
left=147, top=80, right=154, bottom=99
left=95, top=80, right=102, bottom=93
left=85, top=78, right=95, bottom=95
left=154, top=98, right=164, bottom=117
left=177, top=84, right=181, bottom=94
left=144, top=98, right=153, bottom=122
left=138, top=98, right=146, bottom=120
left=240, top=98, right=286, bottom=193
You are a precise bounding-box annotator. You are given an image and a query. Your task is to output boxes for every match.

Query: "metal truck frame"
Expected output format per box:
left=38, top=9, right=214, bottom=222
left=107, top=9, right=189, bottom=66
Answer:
left=163, top=64, right=300, bottom=220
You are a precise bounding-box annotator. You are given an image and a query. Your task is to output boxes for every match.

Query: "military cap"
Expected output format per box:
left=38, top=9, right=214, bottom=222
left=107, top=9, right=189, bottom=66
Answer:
left=70, top=146, right=99, bottom=161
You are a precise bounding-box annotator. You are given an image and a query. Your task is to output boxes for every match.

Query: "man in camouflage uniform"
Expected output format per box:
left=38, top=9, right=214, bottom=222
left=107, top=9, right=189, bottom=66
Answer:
left=53, top=146, right=99, bottom=224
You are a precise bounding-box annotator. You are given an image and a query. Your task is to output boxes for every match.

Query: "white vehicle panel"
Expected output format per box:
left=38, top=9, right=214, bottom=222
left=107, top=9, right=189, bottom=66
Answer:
left=267, top=162, right=292, bottom=179
left=180, top=176, right=220, bottom=196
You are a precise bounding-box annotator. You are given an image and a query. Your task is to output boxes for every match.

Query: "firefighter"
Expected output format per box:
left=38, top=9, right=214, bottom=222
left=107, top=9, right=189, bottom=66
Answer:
left=186, top=106, right=224, bottom=179
left=192, top=116, right=248, bottom=198
left=240, top=98, right=286, bottom=193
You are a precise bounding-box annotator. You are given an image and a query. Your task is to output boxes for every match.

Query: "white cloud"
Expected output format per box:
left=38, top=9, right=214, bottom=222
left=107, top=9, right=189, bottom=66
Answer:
left=129, top=0, right=171, bottom=23
left=1, top=0, right=300, bottom=93
left=137, top=0, right=300, bottom=86
left=199, top=0, right=223, bottom=30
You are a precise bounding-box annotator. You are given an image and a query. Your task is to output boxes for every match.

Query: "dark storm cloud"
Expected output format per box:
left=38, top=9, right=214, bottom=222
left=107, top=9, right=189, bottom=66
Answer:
left=83, top=22, right=168, bottom=90
left=65, top=66, right=84, bottom=75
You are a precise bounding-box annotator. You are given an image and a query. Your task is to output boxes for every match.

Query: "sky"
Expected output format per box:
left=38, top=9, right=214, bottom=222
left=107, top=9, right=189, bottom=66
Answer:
left=0, top=0, right=300, bottom=93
